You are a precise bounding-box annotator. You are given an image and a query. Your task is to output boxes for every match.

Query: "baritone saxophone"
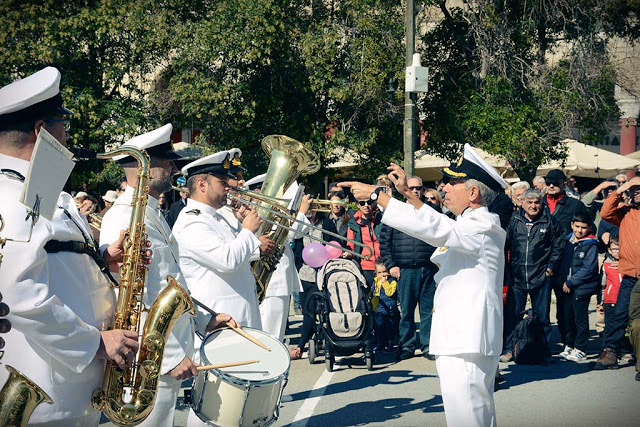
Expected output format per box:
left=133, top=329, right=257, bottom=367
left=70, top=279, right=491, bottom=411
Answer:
left=71, top=147, right=196, bottom=426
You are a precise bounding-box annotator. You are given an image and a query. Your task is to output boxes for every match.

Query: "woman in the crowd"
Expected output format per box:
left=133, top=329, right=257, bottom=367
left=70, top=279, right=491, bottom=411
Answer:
left=345, top=194, right=383, bottom=288
left=157, top=192, right=170, bottom=222
left=424, top=188, right=443, bottom=208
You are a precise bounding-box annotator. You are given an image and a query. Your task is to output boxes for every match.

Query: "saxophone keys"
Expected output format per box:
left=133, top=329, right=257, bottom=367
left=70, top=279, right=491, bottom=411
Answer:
left=139, top=360, right=159, bottom=379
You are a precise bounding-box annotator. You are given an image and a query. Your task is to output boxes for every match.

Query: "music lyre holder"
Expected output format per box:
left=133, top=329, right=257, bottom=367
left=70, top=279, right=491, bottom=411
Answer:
left=0, top=195, right=41, bottom=268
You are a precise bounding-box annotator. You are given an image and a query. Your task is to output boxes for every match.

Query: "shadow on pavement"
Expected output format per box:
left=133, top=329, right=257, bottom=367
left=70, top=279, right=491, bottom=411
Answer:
left=289, top=395, right=444, bottom=426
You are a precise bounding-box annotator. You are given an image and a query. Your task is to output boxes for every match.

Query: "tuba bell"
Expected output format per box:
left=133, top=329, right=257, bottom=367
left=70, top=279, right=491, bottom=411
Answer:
left=250, top=135, right=320, bottom=302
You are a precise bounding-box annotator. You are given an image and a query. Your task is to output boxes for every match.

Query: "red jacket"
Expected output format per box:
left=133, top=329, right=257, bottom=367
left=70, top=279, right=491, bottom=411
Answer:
left=602, top=261, right=622, bottom=304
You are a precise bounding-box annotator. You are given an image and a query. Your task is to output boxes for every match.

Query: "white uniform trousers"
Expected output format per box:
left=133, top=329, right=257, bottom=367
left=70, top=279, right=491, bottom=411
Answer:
left=30, top=413, right=100, bottom=427
left=259, top=295, right=289, bottom=341
left=436, top=354, right=499, bottom=427
left=187, top=407, right=208, bottom=426
left=136, top=377, right=182, bottom=427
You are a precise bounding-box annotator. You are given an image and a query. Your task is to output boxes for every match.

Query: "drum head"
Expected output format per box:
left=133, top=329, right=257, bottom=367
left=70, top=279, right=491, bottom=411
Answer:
left=201, top=327, right=290, bottom=382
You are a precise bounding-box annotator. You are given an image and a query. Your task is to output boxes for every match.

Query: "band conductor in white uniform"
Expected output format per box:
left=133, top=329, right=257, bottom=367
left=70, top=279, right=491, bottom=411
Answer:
left=99, top=125, right=236, bottom=427
left=0, top=67, right=139, bottom=426
left=343, top=143, right=507, bottom=427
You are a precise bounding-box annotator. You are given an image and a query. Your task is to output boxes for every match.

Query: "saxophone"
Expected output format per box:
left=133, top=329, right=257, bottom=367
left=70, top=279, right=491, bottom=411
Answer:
left=0, top=365, right=53, bottom=427
left=71, top=147, right=196, bottom=426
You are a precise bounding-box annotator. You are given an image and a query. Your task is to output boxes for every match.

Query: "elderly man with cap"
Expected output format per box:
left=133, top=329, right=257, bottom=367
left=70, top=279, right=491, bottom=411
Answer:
left=343, top=143, right=507, bottom=427
left=99, top=124, right=236, bottom=427
left=0, top=67, right=139, bottom=426
left=541, top=168, right=590, bottom=350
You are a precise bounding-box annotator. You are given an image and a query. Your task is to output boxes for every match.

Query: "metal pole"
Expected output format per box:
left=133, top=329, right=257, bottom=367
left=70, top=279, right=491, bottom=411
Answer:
left=404, top=0, right=416, bottom=176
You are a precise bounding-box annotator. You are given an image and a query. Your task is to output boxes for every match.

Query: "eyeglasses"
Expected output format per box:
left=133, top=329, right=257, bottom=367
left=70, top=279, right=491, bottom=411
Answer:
left=409, top=186, right=423, bottom=191
left=358, top=200, right=374, bottom=206
left=47, top=119, right=71, bottom=132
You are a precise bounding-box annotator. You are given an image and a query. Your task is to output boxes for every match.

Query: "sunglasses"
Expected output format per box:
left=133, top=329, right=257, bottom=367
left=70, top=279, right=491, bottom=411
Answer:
left=409, top=186, right=423, bottom=191
left=358, top=200, right=374, bottom=206
left=545, top=179, right=562, bottom=186
left=425, top=195, right=437, bottom=201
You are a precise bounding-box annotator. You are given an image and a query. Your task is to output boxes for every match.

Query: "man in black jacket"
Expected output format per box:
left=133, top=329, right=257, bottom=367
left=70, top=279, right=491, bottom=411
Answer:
left=502, top=189, right=565, bottom=360
left=379, top=176, right=439, bottom=360
left=542, top=169, right=590, bottom=348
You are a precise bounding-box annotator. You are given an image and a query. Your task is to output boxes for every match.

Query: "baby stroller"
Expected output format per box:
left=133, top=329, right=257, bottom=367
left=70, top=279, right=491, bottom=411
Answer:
left=307, top=258, right=375, bottom=372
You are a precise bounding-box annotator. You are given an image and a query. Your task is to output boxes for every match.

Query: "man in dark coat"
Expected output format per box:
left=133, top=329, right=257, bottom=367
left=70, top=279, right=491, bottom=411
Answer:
left=542, top=169, right=589, bottom=348
left=379, top=176, right=439, bottom=360
left=502, top=188, right=565, bottom=360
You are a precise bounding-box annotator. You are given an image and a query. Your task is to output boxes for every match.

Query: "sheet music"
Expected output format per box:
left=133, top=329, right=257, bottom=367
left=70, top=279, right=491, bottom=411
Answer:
left=20, top=128, right=75, bottom=220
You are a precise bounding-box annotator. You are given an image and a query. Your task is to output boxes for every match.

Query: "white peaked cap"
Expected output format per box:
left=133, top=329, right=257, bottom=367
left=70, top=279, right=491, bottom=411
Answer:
left=113, top=124, right=179, bottom=162
left=181, top=150, right=236, bottom=179
left=442, top=143, right=507, bottom=191
left=245, top=173, right=267, bottom=189
left=0, top=67, right=73, bottom=127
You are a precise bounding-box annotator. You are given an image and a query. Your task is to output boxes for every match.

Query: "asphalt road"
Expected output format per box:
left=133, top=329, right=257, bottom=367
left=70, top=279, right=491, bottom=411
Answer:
left=102, top=300, right=639, bottom=426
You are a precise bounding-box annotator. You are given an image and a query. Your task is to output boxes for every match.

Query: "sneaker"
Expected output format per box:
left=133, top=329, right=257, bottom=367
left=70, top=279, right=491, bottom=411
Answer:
left=559, top=345, right=573, bottom=360
left=499, top=352, right=513, bottom=363
left=593, top=347, right=619, bottom=370
left=566, top=349, right=587, bottom=362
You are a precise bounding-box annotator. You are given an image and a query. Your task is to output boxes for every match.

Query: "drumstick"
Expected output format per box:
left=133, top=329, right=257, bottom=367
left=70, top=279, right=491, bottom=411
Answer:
left=191, top=297, right=271, bottom=352
left=197, top=360, right=259, bottom=371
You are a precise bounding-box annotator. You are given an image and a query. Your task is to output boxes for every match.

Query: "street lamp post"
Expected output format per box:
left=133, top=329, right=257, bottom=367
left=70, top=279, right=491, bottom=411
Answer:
left=404, top=0, right=416, bottom=176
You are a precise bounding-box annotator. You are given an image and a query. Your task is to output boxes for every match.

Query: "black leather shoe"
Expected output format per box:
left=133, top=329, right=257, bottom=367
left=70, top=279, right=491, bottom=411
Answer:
left=399, top=349, right=414, bottom=360
left=635, top=371, right=640, bottom=381
left=423, top=352, right=436, bottom=360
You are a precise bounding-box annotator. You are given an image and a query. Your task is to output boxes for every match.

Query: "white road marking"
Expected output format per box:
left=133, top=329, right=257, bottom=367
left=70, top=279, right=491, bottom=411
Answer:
left=289, top=357, right=342, bottom=426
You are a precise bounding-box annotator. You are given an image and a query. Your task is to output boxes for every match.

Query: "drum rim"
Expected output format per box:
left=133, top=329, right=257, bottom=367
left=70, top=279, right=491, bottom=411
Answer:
left=199, top=326, right=291, bottom=386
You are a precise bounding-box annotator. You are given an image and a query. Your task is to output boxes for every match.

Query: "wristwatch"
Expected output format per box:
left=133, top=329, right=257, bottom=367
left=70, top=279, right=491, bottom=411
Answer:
left=370, top=187, right=382, bottom=202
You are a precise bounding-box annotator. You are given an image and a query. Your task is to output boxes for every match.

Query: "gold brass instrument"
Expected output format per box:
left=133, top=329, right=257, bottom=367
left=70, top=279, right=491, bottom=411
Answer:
left=71, top=147, right=196, bottom=426
left=248, top=135, right=320, bottom=302
left=89, top=212, right=102, bottom=231
left=228, top=187, right=373, bottom=261
left=0, top=366, right=53, bottom=427
left=0, top=290, right=53, bottom=426
left=309, top=198, right=348, bottom=213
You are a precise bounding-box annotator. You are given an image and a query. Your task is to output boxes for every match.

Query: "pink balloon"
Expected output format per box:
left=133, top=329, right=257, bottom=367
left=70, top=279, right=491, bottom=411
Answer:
left=302, top=242, right=329, bottom=268
left=325, top=241, right=342, bottom=259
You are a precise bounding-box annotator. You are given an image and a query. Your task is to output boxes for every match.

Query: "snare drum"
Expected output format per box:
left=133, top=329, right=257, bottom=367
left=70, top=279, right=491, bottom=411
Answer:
left=191, top=327, right=290, bottom=426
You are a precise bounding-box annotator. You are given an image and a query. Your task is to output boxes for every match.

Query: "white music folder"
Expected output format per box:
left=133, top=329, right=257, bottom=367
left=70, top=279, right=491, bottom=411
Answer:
left=20, top=128, right=75, bottom=220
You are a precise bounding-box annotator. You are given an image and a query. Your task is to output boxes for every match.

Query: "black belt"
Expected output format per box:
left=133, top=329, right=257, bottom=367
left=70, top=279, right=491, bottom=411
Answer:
left=44, top=240, right=117, bottom=285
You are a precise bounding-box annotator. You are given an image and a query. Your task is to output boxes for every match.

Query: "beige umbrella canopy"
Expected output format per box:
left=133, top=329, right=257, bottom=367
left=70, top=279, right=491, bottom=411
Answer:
left=626, top=150, right=640, bottom=161
left=537, top=139, right=640, bottom=178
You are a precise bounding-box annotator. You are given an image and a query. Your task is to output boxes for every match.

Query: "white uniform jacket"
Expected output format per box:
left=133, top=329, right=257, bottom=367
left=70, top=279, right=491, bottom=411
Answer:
left=172, top=199, right=263, bottom=328
left=99, top=186, right=195, bottom=379
left=263, top=212, right=309, bottom=298
left=0, top=154, right=115, bottom=422
left=382, top=198, right=505, bottom=356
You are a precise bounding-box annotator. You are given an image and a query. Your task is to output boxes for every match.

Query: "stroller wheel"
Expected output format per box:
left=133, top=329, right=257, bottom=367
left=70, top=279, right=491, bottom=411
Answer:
left=309, top=339, right=317, bottom=364
left=325, top=355, right=334, bottom=372
left=366, top=355, right=374, bottom=371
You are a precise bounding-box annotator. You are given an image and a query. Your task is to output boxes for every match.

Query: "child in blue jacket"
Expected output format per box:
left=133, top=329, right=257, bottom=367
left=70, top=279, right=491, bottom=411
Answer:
left=558, top=211, right=600, bottom=362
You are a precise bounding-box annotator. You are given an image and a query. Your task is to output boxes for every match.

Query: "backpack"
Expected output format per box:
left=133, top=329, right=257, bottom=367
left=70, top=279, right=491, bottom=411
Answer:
left=316, top=259, right=368, bottom=338
left=512, top=308, right=547, bottom=364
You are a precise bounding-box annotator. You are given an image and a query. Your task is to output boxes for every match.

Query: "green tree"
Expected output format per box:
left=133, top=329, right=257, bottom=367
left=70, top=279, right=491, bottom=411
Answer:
left=418, top=0, right=637, bottom=182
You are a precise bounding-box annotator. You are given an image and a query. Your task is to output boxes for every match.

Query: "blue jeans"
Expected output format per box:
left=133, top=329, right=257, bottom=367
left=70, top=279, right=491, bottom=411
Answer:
left=603, top=275, right=636, bottom=353
left=397, top=266, right=437, bottom=353
left=507, top=279, right=552, bottom=353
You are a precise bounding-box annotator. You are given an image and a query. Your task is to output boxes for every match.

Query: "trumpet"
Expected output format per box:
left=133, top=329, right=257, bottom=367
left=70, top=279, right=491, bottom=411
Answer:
left=228, top=186, right=372, bottom=260
left=88, top=213, right=102, bottom=231
left=309, top=198, right=348, bottom=213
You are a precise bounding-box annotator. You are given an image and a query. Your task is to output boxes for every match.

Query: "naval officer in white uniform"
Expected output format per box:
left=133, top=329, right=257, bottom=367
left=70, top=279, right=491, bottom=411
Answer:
left=173, top=151, right=266, bottom=331
left=244, top=174, right=313, bottom=341
left=99, top=125, right=235, bottom=427
left=0, top=67, right=139, bottom=426
left=343, top=143, right=507, bottom=427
